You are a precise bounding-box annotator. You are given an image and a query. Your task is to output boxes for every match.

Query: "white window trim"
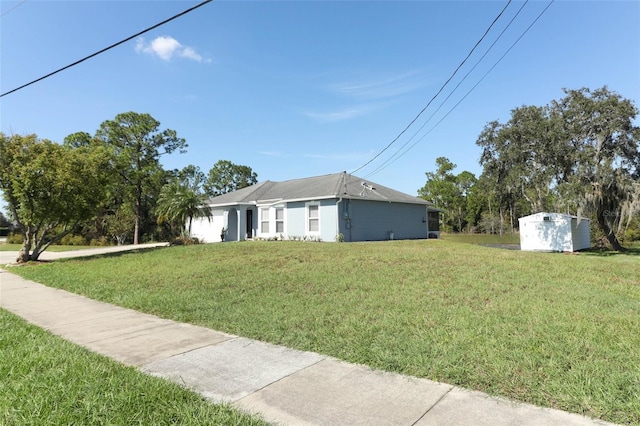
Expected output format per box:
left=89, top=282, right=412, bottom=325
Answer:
left=258, top=205, right=286, bottom=237
left=259, top=207, right=270, bottom=235
left=275, top=206, right=285, bottom=235
left=306, top=202, right=320, bottom=235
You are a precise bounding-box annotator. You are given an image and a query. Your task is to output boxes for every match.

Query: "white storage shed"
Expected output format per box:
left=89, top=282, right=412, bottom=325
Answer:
left=518, top=212, right=591, bottom=252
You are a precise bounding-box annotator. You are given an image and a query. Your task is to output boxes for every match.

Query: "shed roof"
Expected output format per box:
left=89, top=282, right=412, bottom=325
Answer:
left=518, top=212, right=590, bottom=222
left=205, top=172, right=433, bottom=207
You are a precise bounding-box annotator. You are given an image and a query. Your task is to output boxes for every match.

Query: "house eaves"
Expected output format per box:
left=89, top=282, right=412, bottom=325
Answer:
left=204, top=172, right=436, bottom=209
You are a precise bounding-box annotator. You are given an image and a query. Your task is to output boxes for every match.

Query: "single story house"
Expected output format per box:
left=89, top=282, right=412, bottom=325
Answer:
left=190, top=172, right=441, bottom=243
left=518, top=212, right=591, bottom=252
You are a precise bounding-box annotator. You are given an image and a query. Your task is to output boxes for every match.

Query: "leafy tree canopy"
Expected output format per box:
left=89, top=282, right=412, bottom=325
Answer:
left=0, top=133, right=111, bottom=262
left=204, top=160, right=258, bottom=197
left=157, top=165, right=211, bottom=236
left=419, top=157, right=477, bottom=232
left=476, top=87, right=640, bottom=249
left=96, top=112, right=187, bottom=244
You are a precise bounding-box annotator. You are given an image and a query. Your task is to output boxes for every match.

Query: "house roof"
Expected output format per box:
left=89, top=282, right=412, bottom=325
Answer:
left=205, top=172, right=434, bottom=207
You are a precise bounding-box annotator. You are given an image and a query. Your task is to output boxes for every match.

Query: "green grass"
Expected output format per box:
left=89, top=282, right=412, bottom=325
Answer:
left=0, top=309, right=267, bottom=425
left=440, top=232, right=521, bottom=245
left=9, top=241, right=640, bottom=424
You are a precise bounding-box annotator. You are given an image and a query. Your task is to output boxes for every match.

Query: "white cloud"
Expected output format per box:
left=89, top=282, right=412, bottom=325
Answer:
left=330, top=71, right=428, bottom=100
left=302, top=102, right=390, bottom=123
left=301, top=71, right=426, bottom=123
left=259, top=151, right=290, bottom=158
left=303, top=108, right=366, bottom=123
left=179, top=47, right=203, bottom=62
left=135, top=36, right=210, bottom=63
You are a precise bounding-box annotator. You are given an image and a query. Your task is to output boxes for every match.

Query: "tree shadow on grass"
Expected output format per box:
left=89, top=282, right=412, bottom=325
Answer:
left=53, top=246, right=171, bottom=263
left=580, top=247, right=640, bottom=257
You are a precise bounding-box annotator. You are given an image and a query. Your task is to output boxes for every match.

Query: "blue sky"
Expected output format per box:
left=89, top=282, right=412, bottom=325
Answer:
left=1, top=0, right=639, bottom=205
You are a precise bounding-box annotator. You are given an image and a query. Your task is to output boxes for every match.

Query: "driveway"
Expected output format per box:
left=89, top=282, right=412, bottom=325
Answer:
left=0, top=242, right=169, bottom=265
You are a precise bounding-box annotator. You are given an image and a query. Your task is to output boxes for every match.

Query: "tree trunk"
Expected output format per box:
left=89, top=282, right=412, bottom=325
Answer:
left=488, top=196, right=494, bottom=234
left=17, top=229, right=33, bottom=263
left=134, top=195, right=140, bottom=245
left=597, top=213, right=625, bottom=251
left=509, top=204, right=514, bottom=233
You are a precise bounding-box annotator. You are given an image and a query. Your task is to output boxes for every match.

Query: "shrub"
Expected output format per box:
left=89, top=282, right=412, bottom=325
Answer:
left=171, top=236, right=200, bottom=246
left=90, top=236, right=112, bottom=247
left=59, top=234, right=86, bottom=246
left=6, top=233, right=23, bottom=244
left=622, top=227, right=640, bottom=242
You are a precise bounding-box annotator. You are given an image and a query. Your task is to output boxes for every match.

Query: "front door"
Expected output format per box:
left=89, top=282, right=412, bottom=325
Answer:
left=246, top=209, right=253, bottom=239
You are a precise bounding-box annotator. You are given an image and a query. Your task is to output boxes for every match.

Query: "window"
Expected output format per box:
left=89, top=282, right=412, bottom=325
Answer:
left=275, top=207, right=284, bottom=233
left=260, top=208, right=269, bottom=233
left=308, top=204, right=319, bottom=233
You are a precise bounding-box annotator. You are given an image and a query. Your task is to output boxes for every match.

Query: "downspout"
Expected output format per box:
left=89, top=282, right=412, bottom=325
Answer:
left=336, top=197, right=342, bottom=242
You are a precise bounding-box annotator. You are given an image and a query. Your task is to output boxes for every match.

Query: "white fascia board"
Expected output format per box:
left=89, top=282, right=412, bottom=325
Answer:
left=206, top=202, right=254, bottom=208
left=267, top=195, right=337, bottom=204
left=255, top=198, right=285, bottom=207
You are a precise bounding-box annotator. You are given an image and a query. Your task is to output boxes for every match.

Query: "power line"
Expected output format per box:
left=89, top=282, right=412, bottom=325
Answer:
left=365, top=0, right=555, bottom=178
left=0, top=0, right=28, bottom=18
left=365, top=0, right=530, bottom=178
left=0, top=0, right=213, bottom=98
left=350, top=0, right=512, bottom=175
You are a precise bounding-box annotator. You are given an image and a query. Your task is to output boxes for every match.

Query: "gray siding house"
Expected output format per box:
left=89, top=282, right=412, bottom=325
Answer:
left=190, top=172, right=441, bottom=243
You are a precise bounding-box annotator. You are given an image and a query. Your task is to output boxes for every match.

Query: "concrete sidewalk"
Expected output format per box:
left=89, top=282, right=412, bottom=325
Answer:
left=0, top=252, right=614, bottom=425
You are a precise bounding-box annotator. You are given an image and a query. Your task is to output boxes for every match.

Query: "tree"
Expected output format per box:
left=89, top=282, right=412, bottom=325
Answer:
left=63, top=131, right=93, bottom=148
left=104, top=206, right=135, bottom=245
left=418, top=157, right=476, bottom=232
left=418, top=157, right=457, bottom=231
left=455, top=171, right=477, bottom=232
left=156, top=166, right=211, bottom=236
left=204, top=160, right=257, bottom=197
left=176, top=164, right=206, bottom=191
left=476, top=105, right=565, bottom=231
left=0, top=211, right=11, bottom=229
left=476, top=87, right=640, bottom=249
left=0, top=133, right=111, bottom=262
left=552, top=87, right=640, bottom=250
left=96, top=112, right=187, bottom=244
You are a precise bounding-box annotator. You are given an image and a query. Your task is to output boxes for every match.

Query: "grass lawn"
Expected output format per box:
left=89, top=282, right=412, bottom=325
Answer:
left=0, top=309, right=266, bottom=425
left=9, top=240, right=640, bottom=424
left=440, top=232, right=521, bottom=245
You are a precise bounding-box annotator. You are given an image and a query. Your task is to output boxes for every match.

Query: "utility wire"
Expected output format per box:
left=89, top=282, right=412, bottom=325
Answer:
left=365, top=0, right=530, bottom=178
left=0, top=0, right=213, bottom=98
left=0, top=0, right=28, bottom=18
left=350, top=0, right=512, bottom=175
left=366, top=0, right=555, bottom=178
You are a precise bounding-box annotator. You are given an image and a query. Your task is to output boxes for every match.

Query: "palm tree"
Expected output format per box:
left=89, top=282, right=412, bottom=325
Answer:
left=156, top=179, right=212, bottom=237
